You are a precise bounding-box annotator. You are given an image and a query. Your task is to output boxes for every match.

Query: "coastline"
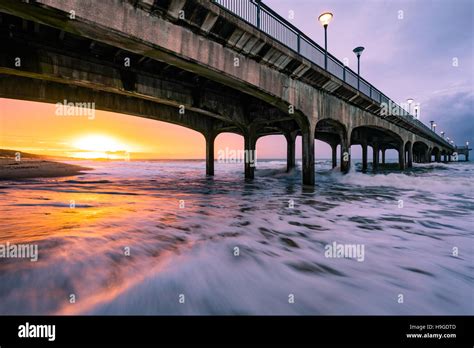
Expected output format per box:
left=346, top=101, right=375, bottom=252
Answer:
left=0, top=158, right=92, bottom=180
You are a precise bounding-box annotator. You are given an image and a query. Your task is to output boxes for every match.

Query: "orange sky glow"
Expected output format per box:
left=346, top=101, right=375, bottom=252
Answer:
left=0, top=98, right=339, bottom=160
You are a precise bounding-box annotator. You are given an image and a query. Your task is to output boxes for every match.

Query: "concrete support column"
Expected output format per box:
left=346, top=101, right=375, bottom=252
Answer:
left=340, top=137, right=350, bottom=173
left=407, top=144, right=413, bottom=168
left=398, top=143, right=406, bottom=170
left=205, top=131, right=217, bottom=176
left=373, top=144, right=379, bottom=172
left=301, top=127, right=315, bottom=186
left=331, top=143, right=338, bottom=169
left=362, top=142, right=368, bottom=173
left=285, top=131, right=297, bottom=172
left=244, top=130, right=257, bottom=179
left=381, top=147, right=386, bottom=165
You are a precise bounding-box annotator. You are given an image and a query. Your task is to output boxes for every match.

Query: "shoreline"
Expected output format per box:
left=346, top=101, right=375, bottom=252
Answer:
left=0, top=158, right=92, bottom=180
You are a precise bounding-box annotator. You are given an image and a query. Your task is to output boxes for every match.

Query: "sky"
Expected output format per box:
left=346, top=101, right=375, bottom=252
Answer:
left=0, top=0, right=472, bottom=159
left=266, top=0, right=473, bottom=149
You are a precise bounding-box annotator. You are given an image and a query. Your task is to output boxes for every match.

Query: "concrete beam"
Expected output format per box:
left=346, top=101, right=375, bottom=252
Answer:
left=0, top=74, right=216, bottom=135
left=168, top=0, right=187, bottom=20
left=137, top=0, right=154, bottom=11
left=0, top=40, right=258, bottom=127
left=200, top=12, right=218, bottom=34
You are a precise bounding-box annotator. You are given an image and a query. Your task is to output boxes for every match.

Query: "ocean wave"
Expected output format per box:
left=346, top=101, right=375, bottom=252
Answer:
left=336, top=168, right=473, bottom=195
left=0, top=159, right=472, bottom=315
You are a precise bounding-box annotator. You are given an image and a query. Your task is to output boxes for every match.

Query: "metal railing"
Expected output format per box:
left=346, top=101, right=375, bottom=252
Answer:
left=212, top=0, right=452, bottom=147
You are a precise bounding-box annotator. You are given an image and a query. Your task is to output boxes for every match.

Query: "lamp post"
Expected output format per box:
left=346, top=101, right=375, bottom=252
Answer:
left=440, top=131, right=445, bottom=138
left=318, top=12, right=333, bottom=71
left=407, top=98, right=414, bottom=116
left=414, top=104, right=420, bottom=119
left=353, top=46, right=365, bottom=90
left=433, top=123, right=437, bottom=132
left=467, top=141, right=470, bottom=147
left=430, top=120, right=435, bottom=131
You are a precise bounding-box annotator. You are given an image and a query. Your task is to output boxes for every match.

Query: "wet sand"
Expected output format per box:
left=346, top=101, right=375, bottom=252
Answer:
left=0, top=158, right=92, bottom=180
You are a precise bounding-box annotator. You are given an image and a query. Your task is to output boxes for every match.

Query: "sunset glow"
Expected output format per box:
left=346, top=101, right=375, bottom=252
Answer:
left=72, top=135, right=127, bottom=153
left=0, top=98, right=293, bottom=160
left=68, top=135, right=136, bottom=159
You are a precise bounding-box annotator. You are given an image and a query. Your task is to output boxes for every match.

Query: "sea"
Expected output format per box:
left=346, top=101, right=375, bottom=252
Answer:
left=0, top=159, right=472, bottom=315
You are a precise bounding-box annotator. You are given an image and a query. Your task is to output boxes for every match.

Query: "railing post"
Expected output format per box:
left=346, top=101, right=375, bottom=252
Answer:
left=370, top=85, right=372, bottom=99
left=343, top=65, right=346, bottom=81
left=256, top=0, right=261, bottom=29
left=297, top=33, right=300, bottom=54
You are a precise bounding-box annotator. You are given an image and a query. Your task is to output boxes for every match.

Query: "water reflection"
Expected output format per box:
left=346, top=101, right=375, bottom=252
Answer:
left=0, top=160, right=472, bottom=314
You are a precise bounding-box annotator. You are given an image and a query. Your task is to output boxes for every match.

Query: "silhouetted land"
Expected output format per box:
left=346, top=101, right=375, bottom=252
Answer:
left=0, top=150, right=91, bottom=180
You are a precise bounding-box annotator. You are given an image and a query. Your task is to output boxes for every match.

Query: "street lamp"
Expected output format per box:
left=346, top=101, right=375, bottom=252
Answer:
left=318, top=12, right=333, bottom=70
left=407, top=98, right=414, bottom=116
left=433, top=123, right=437, bottom=132
left=440, top=131, right=445, bottom=138
left=353, top=46, right=365, bottom=90
left=430, top=120, right=435, bottom=131
left=467, top=141, right=470, bottom=147
left=414, top=103, right=420, bottom=119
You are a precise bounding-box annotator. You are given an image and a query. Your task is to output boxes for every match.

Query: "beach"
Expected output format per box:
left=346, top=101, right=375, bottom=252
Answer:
left=0, top=158, right=91, bottom=180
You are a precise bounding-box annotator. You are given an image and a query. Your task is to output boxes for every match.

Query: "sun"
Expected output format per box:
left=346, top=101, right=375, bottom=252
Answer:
left=73, top=135, right=127, bottom=152
left=70, top=134, right=130, bottom=159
